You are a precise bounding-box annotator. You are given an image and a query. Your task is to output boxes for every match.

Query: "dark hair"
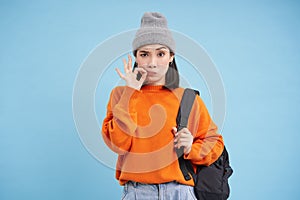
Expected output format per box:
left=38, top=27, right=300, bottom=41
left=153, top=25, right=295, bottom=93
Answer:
left=133, top=51, right=180, bottom=90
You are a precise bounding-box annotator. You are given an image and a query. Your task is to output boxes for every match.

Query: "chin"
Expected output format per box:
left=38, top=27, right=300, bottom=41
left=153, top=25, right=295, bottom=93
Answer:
left=144, top=76, right=165, bottom=85
left=145, top=78, right=158, bottom=84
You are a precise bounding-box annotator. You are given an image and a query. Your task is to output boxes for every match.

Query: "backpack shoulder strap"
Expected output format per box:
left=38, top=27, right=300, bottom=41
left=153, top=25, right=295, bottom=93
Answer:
left=176, top=88, right=199, bottom=181
left=176, top=88, right=199, bottom=131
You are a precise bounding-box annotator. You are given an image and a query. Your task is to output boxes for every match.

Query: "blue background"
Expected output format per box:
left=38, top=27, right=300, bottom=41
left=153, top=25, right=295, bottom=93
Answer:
left=1, top=0, right=300, bottom=199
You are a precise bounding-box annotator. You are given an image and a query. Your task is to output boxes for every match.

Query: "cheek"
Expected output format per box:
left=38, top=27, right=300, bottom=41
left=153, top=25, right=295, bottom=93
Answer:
left=159, top=60, right=169, bottom=66
left=157, top=66, right=169, bottom=75
left=136, top=58, right=146, bottom=67
left=159, top=57, right=172, bottom=66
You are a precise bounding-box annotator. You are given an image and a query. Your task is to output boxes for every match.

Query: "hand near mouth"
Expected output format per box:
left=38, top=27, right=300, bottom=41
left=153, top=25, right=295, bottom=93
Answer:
left=116, top=54, right=147, bottom=90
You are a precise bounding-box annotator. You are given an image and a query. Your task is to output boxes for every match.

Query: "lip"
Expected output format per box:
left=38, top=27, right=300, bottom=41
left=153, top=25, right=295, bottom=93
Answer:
left=147, top=72, right=156, bottom=76
left=145, top=71, right=156, bottom=76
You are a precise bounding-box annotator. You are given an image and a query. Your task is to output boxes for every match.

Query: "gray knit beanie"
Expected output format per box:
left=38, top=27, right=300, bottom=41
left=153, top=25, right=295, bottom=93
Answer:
left=132, top=12, right=176, bottom=53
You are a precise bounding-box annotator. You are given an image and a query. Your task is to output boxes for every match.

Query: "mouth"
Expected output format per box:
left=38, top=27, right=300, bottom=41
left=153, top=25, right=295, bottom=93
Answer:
left=147, top=72, right=156, bottom=76
left=145, top=70, right=156, bottom=76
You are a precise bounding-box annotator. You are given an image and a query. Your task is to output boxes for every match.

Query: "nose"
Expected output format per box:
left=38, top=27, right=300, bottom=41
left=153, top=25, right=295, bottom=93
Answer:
left=148, top=56, right=157, bottom=68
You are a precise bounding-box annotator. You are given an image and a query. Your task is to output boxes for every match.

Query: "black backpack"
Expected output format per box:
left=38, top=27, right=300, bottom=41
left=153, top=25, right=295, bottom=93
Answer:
left=176, top=88, right=233, bottom=200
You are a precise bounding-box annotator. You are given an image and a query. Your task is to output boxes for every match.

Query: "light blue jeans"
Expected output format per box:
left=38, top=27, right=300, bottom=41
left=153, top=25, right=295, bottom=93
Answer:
left=121, top=181, right=197, bottom=200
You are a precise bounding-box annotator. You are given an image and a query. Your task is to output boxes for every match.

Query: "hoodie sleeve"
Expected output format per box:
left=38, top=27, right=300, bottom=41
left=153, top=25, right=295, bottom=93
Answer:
left=184, top=95, right=224, bottom=166
left=102, top=86, right=140, bottom=155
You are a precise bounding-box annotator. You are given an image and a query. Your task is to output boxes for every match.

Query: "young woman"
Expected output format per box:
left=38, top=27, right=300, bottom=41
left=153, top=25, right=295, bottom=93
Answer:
left=102, top=12, right=224, bottom=200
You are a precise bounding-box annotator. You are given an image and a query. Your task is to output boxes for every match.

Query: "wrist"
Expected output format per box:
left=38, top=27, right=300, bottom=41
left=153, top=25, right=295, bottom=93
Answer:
left=184, top=146, right=192, bottom=155
left=126, top=84, right=141, bottom=91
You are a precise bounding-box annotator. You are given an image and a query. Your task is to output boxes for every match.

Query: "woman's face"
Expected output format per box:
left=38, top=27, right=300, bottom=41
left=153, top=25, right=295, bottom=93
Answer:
left=135, top=44, right=174, bottom=86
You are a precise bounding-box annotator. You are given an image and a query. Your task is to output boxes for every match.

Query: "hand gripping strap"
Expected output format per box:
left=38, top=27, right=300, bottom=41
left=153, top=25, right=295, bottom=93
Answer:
left=176, top=88, right=199, bottom=181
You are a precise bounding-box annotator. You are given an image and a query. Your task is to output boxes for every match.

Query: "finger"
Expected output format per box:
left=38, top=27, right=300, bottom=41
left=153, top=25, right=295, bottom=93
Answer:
left=177, top=128, right=192, bottom=136
left=133, top=67, right=147, bottom=82
left=115, top=68, right=126, bottom=79
left=175, top=141, right=183, bottom=149
left=136, top=68, right=148, bottom=81
left=174, top=137, right=178, bottom=143
left=172, top=127, right=177, bottom=136
left=176, top=135, right=188, bottom=142
left=179, top=128, right=190, bottom=133
left=175, top=133, right=193, bottom=144
left=176, top=140, right=190, bottom=149
left=128, top=54, right=132, bottom=71
left=175, top=129, right=185, bottom=136
left=133, top=67, right=147, bottom=74
left=133, top=68, right=148, bottom=81
left=179, top=132, right=192, bottom=138
left=177, top=138, right=191, bottom=144
left=123, top=59, right=129, bottom=73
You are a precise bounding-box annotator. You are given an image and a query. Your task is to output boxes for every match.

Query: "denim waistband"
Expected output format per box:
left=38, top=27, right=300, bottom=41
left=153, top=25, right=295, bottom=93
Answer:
left=126, top=181, right=177, bottom=188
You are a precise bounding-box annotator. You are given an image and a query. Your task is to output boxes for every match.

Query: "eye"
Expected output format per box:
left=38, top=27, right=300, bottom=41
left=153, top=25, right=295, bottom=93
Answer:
left=139, top=53, right=148, bottom=57
left=157, top=52, right=165, bottom=57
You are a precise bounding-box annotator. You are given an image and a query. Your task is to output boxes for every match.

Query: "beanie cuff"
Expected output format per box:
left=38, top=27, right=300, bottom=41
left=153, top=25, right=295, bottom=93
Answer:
left=132, top=31, right=176, bottom=53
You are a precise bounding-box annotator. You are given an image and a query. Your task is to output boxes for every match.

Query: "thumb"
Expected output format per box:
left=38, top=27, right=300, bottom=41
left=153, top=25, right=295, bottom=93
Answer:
left=172, top=127, right=177, bottom=136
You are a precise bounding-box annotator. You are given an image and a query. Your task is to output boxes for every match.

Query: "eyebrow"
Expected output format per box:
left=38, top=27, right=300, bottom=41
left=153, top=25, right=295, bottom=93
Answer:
left=138, top=47, right=169, bottom=52
left=156, top=47, right=168, bottom=50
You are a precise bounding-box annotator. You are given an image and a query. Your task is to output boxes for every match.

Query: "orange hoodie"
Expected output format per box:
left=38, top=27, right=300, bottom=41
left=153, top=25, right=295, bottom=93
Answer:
left=102, top=85, right=224, bottom=186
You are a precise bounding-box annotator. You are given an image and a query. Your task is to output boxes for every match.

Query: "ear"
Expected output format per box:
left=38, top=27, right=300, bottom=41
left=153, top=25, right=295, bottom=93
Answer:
left=169, top=54, right=174, bottom=63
